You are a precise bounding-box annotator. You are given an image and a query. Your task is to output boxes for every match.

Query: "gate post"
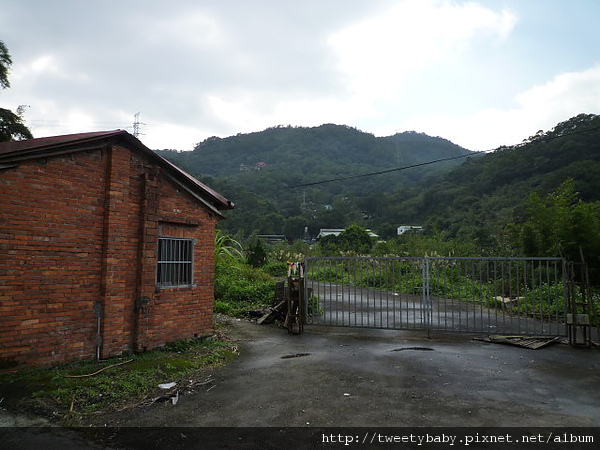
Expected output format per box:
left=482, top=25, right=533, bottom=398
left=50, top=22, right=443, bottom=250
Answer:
left=566, top=253, right=594, bottom=347
left=284, top=261, right=304, bottom=334
left=423, top=257, right=432, bottom=336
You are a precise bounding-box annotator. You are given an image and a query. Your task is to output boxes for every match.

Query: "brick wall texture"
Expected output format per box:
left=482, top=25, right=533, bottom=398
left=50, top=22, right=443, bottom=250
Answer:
left=0, top=144, right=220, bottom=368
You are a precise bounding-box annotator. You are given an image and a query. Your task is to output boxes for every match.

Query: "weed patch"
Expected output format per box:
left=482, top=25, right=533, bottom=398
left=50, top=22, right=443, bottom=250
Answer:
left=0, top=332, right=238, bottom=425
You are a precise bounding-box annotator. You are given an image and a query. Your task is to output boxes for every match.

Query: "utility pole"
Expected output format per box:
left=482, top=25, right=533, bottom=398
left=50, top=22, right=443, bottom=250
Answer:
left=133, top=112, right=142, bottom=138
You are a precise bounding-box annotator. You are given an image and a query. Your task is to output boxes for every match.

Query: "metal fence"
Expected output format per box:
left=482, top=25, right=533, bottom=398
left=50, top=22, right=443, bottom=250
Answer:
left=304, top=257, right=567, bottom=336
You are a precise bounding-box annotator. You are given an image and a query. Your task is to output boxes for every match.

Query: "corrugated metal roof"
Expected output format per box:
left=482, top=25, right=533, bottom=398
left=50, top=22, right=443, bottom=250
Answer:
left=0, top=130, right=234, bottom=212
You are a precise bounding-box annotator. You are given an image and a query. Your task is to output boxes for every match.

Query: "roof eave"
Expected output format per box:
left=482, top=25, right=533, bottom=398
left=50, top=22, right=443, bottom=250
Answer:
left=0, top=130, right=234, bottom=213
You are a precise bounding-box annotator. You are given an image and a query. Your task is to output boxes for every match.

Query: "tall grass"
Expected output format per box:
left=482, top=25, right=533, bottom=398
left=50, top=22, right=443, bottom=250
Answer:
left=214, top=231, right=276, bottom=317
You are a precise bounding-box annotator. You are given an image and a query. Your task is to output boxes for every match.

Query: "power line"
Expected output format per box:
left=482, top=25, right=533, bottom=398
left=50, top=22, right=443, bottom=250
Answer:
left=286, top=120, right=600, bottom=189
left=287, top=151, right=485, bottom=188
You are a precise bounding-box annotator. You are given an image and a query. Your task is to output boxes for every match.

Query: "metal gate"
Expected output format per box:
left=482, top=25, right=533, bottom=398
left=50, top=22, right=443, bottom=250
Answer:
left=304, top=257, right=567, bottom=336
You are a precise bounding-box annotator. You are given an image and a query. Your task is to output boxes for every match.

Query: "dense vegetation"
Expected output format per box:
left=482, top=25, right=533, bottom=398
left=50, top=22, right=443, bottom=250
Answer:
left=402, top=113, right=600, bottom=255
left=215, top=220, right=599, bottom=325
left=160, top=113, right=600, bottom=298
left=157, top=115, right=600, bottom=250
left=156, top=124, right=473, bottom=240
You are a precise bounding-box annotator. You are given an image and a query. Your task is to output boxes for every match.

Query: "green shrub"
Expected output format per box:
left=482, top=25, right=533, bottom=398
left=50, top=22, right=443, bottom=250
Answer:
left=307, top=293, right=323, bottom=316
left=306, top=265, right=351, bottom=284
left=215, top=263, right=276, bottom=317
left=260, top=261, right=288, bottom=277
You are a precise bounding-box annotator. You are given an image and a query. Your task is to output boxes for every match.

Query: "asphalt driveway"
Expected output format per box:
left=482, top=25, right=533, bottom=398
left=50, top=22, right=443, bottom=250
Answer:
left=2, top=317, right=599, bottom=449
left=92, top=317, right=600, bottom=428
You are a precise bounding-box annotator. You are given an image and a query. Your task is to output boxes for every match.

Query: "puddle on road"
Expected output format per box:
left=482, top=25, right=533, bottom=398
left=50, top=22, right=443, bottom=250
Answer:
left=391, top=347, right=435, bottom=352
left=281, top=353, right=311, bottom=359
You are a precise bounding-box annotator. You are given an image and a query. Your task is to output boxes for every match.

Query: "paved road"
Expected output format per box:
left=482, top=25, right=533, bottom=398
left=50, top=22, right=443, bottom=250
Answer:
left=2, top=317, right=599, bottom=448
left=91, top=318, right=600, bottom=428
left=308, top=281, right=570, bottom=338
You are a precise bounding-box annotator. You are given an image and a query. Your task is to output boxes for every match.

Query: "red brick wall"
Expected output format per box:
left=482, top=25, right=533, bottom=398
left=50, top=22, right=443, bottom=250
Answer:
left=139, top=184, right=218, bottom=352
left=0, top=145, right=219, bottom=368
left=127, top=150, right=219, bottom=354
left=0, top=150, right=105, bottom=367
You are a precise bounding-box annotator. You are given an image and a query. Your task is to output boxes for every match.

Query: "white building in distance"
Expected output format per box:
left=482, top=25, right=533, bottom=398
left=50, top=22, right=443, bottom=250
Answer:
left=397, top=226, right=423, bottom=235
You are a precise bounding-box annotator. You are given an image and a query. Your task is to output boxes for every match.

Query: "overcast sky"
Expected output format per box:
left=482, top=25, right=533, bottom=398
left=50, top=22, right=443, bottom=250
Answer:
left=1, top=0, right=599, bottom=151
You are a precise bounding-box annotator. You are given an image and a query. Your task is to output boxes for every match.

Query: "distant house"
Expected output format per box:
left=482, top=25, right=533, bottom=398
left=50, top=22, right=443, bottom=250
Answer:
left=397, top=226, right=423, bottom=235
left=317, top=228, right=380, bottom=239
left=0, top=130, right=233, bottom=368
left=240, top=162, right=267, bottom=172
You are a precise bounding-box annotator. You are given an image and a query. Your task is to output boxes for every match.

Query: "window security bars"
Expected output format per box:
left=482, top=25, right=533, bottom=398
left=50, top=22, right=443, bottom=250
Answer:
left=157, top=237, right=195, bottom=287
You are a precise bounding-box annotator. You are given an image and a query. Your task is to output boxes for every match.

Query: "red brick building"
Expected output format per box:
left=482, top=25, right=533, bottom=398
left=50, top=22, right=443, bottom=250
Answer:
left=0, top=130, right=233, bottom=368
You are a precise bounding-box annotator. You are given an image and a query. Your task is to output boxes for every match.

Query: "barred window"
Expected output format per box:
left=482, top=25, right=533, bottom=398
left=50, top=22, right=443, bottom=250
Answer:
left=157, top=237, right=195, bottom=287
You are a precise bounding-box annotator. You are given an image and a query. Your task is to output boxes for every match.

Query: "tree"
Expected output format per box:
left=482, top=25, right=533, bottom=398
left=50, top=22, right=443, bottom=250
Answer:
left=0, top=107, right=33, bottom=141
left=0, top=40, right=33, bottom=141
left=317, top=224, right=374, bottom=255
left=246, top=234, right=267, bottom=268
left=0, top=40, right=11, bottom=89
left=519, top=179, right=600, bottom=266
left=338, top=225, right=374, bottom=254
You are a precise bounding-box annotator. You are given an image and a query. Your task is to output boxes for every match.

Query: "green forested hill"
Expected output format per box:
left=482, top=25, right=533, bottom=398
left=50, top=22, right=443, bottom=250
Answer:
left=445, top=113, right=600, bottom=201
left=155, top=124, right=473, bottom=238
left=159, top=124, right=470, bottom=178
left=155, top=114, right=600, bottom=247
left=375, top=113, right=600, bottom=249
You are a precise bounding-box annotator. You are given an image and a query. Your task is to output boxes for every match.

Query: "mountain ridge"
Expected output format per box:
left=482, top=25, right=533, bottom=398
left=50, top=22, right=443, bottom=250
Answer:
left=157, top=123, right=473, bottom=180
left=155, top=114, right=600, bottom=244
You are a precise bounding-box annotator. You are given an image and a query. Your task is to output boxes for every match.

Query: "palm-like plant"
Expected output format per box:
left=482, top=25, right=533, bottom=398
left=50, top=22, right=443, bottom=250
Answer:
left=215, top=230, right=244, bottom=270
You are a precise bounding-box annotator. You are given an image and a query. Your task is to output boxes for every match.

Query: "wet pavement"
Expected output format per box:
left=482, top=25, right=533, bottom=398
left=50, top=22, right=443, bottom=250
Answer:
left=1, top=318, right=599, bottom=448
left=89, top=318, right=600, bottom=428
left=309, top=282, right=570, bottom=337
